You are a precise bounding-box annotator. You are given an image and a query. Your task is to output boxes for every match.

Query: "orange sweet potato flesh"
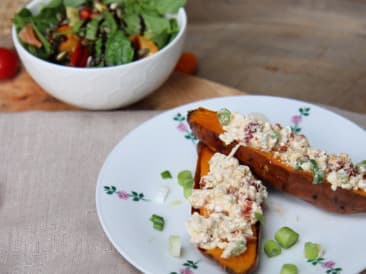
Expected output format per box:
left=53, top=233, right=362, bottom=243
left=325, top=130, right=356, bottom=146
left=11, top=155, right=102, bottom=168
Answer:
left=192, top=142, right=260, bottom=274
left=188, top=107, right=366, bottom=214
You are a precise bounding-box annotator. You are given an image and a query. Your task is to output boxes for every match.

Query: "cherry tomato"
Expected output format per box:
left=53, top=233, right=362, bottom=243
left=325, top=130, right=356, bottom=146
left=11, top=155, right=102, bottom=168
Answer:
left=0, top=48, right=19, bottom=80
left=174, top=52, right=198, bottom=74
left=69, top=42, right=89, bottom=67
left=79, top=7, right=93, bottom=20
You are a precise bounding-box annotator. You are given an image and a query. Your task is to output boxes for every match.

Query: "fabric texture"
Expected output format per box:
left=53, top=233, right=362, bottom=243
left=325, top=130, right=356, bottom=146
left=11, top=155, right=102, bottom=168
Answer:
left=0, top=111, right=159, bottom=274
left=0, top=108, right=364, bottom=274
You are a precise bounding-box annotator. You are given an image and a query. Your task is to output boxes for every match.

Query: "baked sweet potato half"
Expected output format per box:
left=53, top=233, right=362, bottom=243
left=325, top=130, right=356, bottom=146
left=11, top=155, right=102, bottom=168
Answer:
left=187, top=142, right=263, bottom=274
left=187, top=107, right=366, bottom=214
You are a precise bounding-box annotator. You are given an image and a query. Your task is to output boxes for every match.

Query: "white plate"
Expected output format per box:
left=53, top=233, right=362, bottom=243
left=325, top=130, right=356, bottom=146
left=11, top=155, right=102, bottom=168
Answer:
left=96, top=95, right=366, bottom=274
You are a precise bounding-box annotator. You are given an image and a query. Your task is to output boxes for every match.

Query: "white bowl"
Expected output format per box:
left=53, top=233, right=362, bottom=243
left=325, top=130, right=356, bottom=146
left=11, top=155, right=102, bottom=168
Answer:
left=12, top=0, right=187, bottom=110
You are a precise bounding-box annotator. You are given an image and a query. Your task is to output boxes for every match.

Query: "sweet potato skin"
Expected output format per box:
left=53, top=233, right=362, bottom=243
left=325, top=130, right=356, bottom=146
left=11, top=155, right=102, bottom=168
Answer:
left=188, top=107, right=366, bottom=214
left=192, top=142, right=260, bottom=274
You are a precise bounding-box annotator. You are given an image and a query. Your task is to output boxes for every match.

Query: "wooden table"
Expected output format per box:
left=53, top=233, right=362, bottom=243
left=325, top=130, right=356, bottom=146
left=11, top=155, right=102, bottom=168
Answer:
left=0, top=70, right=242, bottom=111
left=184, top=0, right=366, bottom=113
left=1, top=0, right=366, bottom=112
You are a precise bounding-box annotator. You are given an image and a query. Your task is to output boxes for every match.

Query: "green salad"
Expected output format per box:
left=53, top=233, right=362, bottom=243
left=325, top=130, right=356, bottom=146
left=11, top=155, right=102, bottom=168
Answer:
left=13, top=0, right=185, bottom=67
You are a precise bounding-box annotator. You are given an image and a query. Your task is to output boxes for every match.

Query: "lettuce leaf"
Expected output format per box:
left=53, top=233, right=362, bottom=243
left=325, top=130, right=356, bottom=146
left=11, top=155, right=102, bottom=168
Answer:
left=63, top=0, right=88, bottom=7
left=142, top=14, right=171, bottom=48
left=100, top=10, right=118, bottom=37
left=154, top=0, right=186, bottom=14
left=124, top=14, right=141, bottom=36
left=86, top=15, right=102, bottom=40
left=105, top=31, right=134, bottom=65
left=13, top=8, right=33, bottom=31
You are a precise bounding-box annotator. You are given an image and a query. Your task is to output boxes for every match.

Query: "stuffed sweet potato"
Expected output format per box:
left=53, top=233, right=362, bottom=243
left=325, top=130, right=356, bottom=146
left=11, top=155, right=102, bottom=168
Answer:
left=186, top=142, right=266, bottom=274
left=187, top=107, right=366, bottom=214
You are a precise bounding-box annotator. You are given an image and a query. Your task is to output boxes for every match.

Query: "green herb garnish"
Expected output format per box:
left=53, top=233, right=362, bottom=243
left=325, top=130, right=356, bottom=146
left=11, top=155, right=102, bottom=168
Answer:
left=309, top=159, right=325, bottom=184
left=274, top=226, right=299, bottom=249
left=280, top=264, right=298, bottom=274
left=356, top=160, right=366, bottom=171
left=161, top=170, right=172, bottom=179
left=177, top=170, right=194, bottom=198
left=264, top=239, right=281, bottom=257
left=231, top=240, right=246, bottom=256
left=217, top=108, right=232, bottom=126
left=168, top=235, right=182, bottom=257
left=296, top=158, right=325, bottom=184
left=270, top=130, right=281, bottom=145
left=359, top=160, right=366, bottom=165
left=254, top=212, right=264, bottom=225
left=150, top=214, right=165, bottom=231
left=304, top=241, right=322, bottom=260
left=295, top=157, right=308, bottom=171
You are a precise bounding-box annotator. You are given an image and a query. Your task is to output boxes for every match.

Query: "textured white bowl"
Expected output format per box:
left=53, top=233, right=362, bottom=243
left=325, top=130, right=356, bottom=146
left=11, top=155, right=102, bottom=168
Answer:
left=12, top=0, right=186, bottom=110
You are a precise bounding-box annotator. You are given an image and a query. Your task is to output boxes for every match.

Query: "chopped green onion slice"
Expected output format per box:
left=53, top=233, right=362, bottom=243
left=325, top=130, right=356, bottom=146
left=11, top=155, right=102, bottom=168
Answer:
left=169, top=235, right=182, bottom=257
left=295, top=157, right=308, bottom=171
left=161, top=170, right=172, bottom=179
left=153, top=222, right=164, bottom=231
left=177, top=170, right=193, bottom=186
left=271, top=130, right=281, bottom=144
left=155, top=185, right=169, bottom=203
left=296, top=158, right=325, bottom=183
left=304, top=241, right=322, bottom=260
left=359, top=160, right=366, bottom=166
left=183, top=187, right=192, bottom=199
left=231, top=240, right=246, bottom=256
left=150, top=214, right=164, bottom=224
left=177, top=170, right=194, bottom=198
left=356, top=160, right=366, bottom=173
left=274, top=226, right=299, bottom=249
left=280, top=264, right=298, bottom=274
left=309, top=159, right=325, bottom=184
left=264, top=239, right=281, bottom=257
left=150, top=214, right=165, bottom=231
left=254, top=212, right=264, bottom=225
left=217, top=108, right=232, bottom=126
left=169, top=199, right=182, bottom=206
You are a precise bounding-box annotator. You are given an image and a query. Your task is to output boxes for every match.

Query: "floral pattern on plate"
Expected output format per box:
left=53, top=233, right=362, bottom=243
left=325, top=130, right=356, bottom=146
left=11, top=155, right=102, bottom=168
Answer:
left=170, top=260, right=200, bottom=274
left=103, top=186, right=148, bottom=202
left=291, top=107, right=310, bottom=133
left=173, top=112, right=197, bottom=143
left=308, top=257, right=342, bottom=274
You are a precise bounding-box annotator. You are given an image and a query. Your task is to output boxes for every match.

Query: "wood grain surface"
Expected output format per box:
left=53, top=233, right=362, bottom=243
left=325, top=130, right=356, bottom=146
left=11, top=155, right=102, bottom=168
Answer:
left=1, top=0, right=366, bottom=112
left=184, top=0, right=366, bottom=113
left=0, top=69, right=241, bottom=111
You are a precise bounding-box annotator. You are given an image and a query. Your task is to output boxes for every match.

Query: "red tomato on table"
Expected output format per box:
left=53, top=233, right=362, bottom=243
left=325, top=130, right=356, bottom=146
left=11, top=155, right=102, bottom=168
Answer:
left=0, top=48, right=19, bottom=80
left=174, top=52, right=198, bottom=75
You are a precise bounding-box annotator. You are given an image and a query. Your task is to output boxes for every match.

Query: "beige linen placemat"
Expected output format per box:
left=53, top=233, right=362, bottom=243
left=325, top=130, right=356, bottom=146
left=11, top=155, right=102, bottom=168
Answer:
left=0, top=108, right=365, bottom=274
left=0, top=111, right=156, bottom=274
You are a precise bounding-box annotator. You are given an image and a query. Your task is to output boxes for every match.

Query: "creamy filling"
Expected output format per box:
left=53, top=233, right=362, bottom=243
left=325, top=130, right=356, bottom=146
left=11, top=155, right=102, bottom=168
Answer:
left=219, top=112, right=366, bottom=191
left=186, top=153, right=267, bottom=258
